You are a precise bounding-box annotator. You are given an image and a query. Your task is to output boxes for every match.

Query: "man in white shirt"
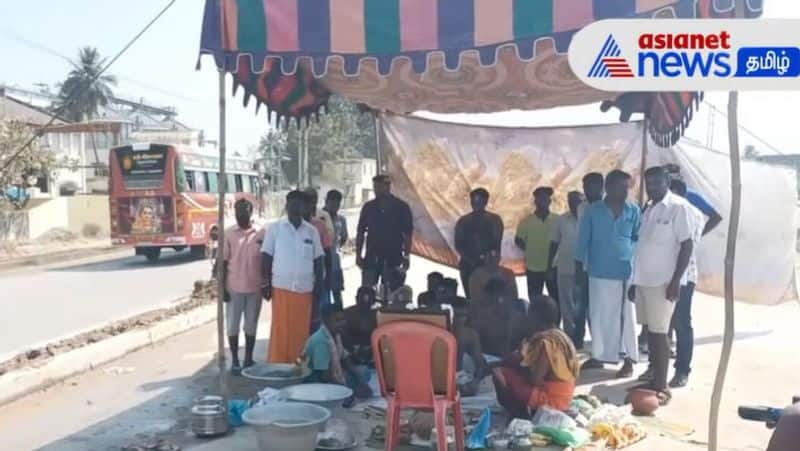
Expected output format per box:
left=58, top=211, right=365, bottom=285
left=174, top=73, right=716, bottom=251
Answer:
left=548, top=190, right=584, bottom=343
left=630, top=167, right=694, bottom=404
left=261, top=190, right=325, bottom=364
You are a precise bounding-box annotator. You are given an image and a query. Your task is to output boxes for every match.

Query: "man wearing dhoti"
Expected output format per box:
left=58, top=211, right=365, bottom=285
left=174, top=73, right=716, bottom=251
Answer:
left=575, top=170, right=640, bottom=378
left=262, top=190, right=325, bottom=363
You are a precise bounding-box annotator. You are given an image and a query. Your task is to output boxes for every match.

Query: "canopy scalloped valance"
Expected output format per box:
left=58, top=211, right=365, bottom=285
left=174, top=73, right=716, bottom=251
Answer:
left=198, top=0, right=763, bottom=146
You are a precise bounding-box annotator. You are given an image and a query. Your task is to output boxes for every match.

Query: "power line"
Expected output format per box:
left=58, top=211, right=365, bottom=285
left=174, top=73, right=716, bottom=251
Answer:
left=1, top=0, right=177, bottom=172
left=0, top=28, right=77, bottom=67
left=2, top=21, right=207, bottom=108
left=115, top=76, right=205, bottom=104
left=1, top=28, right=204, bottom=105
left=702, top=100, right=785, bottom=155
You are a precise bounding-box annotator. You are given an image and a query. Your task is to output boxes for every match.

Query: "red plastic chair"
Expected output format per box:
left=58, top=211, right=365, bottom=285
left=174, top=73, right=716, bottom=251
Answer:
left=371, top=321, right=464, bottom=451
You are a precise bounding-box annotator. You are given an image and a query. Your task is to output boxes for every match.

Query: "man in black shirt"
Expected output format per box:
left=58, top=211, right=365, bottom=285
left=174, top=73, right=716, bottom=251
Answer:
left=454, top=188, right=504, bottom=299
left=356, top=175, right=414, bottom=295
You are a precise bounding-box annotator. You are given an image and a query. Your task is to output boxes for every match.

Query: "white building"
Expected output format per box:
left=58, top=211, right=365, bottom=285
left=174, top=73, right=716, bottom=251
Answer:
left=319, top=158, right=377, bottom=208
left=1, top=84, right=211, bottom=197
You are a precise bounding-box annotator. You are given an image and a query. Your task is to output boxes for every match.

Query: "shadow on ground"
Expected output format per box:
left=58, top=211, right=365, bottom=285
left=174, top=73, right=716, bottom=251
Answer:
left=35, top=334, right=432, bottom=451
left=37, top=339, right=271, bottom=451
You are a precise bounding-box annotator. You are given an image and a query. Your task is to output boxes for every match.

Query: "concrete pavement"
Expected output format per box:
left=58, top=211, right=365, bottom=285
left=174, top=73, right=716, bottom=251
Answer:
left=0, top=249, right=212, bottom=361
left=0, top=255, right=797, bottom=450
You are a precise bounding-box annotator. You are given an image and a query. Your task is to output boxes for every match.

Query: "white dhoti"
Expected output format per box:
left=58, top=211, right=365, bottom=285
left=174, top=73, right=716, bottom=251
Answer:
left=588, top=277, right=639, bottom=363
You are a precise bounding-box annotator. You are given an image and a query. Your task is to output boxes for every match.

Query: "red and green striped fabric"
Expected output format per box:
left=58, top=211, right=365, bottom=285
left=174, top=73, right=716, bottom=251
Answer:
left=199, top=0, right=762, bottom=143
left=203, top=0, right=761, bottom=63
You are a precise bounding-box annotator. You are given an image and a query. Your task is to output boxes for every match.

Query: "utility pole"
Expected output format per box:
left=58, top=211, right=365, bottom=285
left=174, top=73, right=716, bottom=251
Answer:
left=302, top=127, right=310, bottom=187
left=296, top=127, right=302, bottom=189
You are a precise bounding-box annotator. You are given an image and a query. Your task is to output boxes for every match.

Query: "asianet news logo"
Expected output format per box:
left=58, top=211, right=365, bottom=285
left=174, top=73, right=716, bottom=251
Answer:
left=571, top=19, right=800, bottom=91
left=590, top=31, right=734, bottom=79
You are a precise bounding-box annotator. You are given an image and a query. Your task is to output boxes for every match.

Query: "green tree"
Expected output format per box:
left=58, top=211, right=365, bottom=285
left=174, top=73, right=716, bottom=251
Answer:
left=270, top=96, right=377, bottom=185
left=307, top=96, right=376, bottom=164
left=53, top=47, right=117, bottom=165
left=256, top=128, right=291, bottom=189
left=0, top=121, right=56, bottom=209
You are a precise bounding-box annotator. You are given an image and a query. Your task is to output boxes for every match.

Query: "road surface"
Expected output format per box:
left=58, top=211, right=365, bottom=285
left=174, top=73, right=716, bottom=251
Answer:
left=0, top=211, right=361, bottom=362
left=0, top=249, right=211, bottom=360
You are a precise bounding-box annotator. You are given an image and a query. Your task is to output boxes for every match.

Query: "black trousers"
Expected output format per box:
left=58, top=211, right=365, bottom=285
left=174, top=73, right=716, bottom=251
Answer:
left=526, top=270, right=558, bottom=303
left=458, top=260, right=479, bottom=299
left=572, top=271, right=589, bottom=348
left=361, top=255, right=406, bottom=301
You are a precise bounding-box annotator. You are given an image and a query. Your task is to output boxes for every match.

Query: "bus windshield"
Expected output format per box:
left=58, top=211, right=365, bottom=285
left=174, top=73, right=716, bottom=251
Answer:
left=114, top=145, right=168, bottom=190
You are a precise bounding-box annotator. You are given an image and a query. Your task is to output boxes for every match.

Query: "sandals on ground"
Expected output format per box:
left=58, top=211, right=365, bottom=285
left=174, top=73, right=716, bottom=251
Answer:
left=655, top=389, right=672, bottom=406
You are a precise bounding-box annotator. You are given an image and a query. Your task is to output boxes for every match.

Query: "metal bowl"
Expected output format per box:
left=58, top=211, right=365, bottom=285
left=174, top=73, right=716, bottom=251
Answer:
left=241, top=363, right=311, bottom=389
left=243, top=402, right=331, bottom=451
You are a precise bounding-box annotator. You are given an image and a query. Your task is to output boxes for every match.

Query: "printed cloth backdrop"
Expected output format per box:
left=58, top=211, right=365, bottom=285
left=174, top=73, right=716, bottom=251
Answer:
left=381, top=113, right=797, bottom=305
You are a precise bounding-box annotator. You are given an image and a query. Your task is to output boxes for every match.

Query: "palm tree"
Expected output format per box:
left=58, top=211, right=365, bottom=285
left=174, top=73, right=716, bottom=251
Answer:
left=53, top=47, right=117, bottom=165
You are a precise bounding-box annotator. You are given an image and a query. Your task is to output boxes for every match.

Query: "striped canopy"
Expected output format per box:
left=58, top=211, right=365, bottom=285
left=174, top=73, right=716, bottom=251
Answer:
left=199, top=0, right=763, bottom=145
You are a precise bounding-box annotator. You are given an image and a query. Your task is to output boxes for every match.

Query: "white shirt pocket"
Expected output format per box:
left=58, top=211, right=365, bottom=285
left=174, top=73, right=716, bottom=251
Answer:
left=302, top=240, right=314, bottom=260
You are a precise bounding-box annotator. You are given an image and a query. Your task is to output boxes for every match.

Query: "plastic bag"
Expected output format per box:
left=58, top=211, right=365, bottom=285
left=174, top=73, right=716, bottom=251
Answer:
left=466, top=408, right=492, bottom=449
left=505, top=418, right=536, bottom=437
left=532, top=406, right=577, bottom=430
left=588, top=404, right=635, bottom=428
left=227, top=399, right=249, bottom=427
left=250, top=387, right=286, bottom=407
left=534, top=425, right=590, bottom=448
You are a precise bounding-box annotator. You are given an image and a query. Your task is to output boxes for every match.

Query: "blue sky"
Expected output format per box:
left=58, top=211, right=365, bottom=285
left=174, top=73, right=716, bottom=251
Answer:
left=1, top=1, right=798, bottom=155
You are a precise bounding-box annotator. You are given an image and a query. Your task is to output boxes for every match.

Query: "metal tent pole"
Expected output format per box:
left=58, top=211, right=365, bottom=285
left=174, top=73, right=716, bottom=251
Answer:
left=216, top=71, right=229, bottom=397
left=375, top=113, right=383, bottom=174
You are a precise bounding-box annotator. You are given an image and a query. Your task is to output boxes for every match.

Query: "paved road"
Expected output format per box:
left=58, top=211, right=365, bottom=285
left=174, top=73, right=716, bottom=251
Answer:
left=0, top=211, right=361, bottom=362
left=0, top=249, right=212, bottom=360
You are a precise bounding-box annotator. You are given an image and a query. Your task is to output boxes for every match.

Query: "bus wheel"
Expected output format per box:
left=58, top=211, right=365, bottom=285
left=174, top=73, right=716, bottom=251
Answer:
left=190, top=245, right=209, bottom=260
left=144, top=248, right=161, bottom=262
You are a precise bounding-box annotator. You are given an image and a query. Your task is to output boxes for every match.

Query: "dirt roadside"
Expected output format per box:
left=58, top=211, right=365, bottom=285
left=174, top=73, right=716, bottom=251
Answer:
left=0, top=228, right=121, bottom=272
left=0, top=279, right=217, bottom=378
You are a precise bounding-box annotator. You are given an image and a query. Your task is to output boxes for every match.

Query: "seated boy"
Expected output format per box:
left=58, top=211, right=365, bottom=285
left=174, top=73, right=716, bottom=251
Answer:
left=452, top=302, right=488, bottom=396
left=417, top=272, right=444, bottom=307
left=492, top=295, right=579, bottom=419
left=471, top=278, right=527, bottom=357
left=387, top=285, right=414, bottom=308
left=302, top=306, right=372, bottom=400
left=343, top=286, right=378, bottom=365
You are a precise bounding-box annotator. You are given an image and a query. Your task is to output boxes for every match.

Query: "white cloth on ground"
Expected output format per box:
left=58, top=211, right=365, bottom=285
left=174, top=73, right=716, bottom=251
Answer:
left=588, top=277, right=639, bottom=363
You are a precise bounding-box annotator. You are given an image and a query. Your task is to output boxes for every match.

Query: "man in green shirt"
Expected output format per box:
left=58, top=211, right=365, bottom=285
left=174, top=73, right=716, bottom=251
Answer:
left=515, top=187, right=559, bottom=302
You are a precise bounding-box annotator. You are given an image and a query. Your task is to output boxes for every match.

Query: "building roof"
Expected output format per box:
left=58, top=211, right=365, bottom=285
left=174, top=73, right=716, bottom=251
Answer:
left=0, top=92, right=67, bottom=126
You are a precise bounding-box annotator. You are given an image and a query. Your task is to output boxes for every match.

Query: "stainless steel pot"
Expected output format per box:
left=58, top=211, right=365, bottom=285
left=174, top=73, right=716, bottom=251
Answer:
left=191, top=395, right=229, bottom=437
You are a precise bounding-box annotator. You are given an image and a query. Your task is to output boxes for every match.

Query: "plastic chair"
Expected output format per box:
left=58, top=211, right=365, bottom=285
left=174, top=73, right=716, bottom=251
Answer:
left=371, top=321, right=464, bottom=451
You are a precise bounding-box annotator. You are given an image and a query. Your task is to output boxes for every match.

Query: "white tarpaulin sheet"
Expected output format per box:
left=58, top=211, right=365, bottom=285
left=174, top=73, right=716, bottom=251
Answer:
left=381, top=113, right=797, bottom=305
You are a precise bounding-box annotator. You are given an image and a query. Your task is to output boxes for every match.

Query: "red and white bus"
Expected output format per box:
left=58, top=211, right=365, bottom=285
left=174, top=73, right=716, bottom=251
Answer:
left=109, top=143, right=261, bottom=262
